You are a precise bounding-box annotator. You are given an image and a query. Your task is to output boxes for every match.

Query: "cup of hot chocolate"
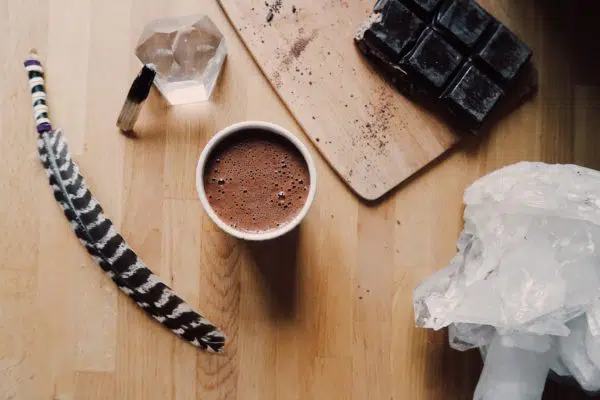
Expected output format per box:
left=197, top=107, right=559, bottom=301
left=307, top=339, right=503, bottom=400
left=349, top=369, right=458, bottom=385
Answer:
left=196, top=121, right=317, bottom=241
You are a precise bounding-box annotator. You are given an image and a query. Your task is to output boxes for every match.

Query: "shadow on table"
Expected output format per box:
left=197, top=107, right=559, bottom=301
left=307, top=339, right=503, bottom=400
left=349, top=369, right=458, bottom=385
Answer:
left=421, top=329, right=482, bottom=398
left=423, top=330, right=590, bottom=399
left=520, top=0, right=600, bottom=86
left=542, top=377, right=590, bottom=400
left=245, top=227, right=300, bottom=321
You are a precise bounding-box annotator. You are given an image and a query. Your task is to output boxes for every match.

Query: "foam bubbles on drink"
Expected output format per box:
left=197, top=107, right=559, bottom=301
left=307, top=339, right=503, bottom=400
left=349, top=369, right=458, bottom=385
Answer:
left=203, top=129, right=310, bottom=233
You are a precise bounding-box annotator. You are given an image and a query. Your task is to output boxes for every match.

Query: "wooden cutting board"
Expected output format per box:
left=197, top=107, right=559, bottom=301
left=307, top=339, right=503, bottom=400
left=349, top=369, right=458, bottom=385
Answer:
left=218, top=0, right=464, bottom=200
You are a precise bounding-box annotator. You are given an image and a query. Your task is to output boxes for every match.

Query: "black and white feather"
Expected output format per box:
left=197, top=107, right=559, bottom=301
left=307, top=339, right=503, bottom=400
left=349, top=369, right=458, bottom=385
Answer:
left=25, top=53, right=226, bottom=352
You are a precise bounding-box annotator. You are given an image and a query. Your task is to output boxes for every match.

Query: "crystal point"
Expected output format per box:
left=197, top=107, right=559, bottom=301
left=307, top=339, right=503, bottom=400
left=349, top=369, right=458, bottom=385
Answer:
left=559, top=316, right=600, bottom=392
left=135, top=15, right=227, bottom=105
left=474, top=334, right=552, bottom=400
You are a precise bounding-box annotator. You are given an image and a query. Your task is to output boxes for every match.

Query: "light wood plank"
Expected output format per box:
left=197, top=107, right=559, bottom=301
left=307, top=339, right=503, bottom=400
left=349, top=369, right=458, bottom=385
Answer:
left=1, top=0, right=596, bottom=399
left=217, top=0, right=461, bottom=200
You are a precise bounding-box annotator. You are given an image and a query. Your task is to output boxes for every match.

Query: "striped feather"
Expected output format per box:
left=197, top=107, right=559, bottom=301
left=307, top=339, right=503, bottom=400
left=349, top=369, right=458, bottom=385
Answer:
left=26, top=54, right=225, bottom=352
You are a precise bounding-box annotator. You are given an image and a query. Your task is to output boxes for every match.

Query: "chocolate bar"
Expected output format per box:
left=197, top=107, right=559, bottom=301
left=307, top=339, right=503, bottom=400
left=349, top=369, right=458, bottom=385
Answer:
left=355, top=0, right=536, bottom=134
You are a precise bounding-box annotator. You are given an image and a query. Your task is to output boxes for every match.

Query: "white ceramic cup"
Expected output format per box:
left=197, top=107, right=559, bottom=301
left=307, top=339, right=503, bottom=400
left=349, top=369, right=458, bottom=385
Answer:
left=196, top=121, right=317, bottom=241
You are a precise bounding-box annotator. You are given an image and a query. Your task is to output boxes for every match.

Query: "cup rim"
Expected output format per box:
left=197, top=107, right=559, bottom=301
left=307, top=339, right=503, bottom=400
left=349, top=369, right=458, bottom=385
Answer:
left=196, top=121, right=317, bottom=241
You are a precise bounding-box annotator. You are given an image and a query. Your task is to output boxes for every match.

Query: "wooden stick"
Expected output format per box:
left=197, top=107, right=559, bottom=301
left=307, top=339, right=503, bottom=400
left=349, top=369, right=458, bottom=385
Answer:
left=116, top=64, right=156, bottom=133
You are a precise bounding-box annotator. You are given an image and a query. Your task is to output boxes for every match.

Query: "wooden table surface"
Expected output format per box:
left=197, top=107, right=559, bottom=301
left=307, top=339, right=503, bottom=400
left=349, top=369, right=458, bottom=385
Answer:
left=1, top=0, right=599, bottom=399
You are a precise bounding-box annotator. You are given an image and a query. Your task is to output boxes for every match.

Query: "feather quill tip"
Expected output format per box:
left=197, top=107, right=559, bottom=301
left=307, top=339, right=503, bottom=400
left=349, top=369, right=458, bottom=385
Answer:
left=206, top=342, right=226, bottom=353
left=24, top=50, right=42, bottom=67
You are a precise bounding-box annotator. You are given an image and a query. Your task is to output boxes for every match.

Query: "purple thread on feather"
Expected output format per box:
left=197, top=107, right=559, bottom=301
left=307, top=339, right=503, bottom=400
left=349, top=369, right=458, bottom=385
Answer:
left=37, top=123, right=52, bottom=133
left=24, top=59, right=41, bottom=67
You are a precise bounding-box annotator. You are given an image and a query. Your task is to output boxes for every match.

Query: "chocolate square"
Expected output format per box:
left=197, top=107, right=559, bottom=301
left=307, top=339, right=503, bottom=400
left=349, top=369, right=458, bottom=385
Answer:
left=402, top=27, right=463, bottom=91
left=442, top=63, right=504, bottom=128
left=374, top=0, right=391, bottom=12
left=435, top=0, right=492, bottom=48
left=355, top=0, right=536, bottom=135
left=405, top=0, right=443, bottom=15
left=364, top=1, right=426, bottom=62
left=476, top=24, right=532, bottom=83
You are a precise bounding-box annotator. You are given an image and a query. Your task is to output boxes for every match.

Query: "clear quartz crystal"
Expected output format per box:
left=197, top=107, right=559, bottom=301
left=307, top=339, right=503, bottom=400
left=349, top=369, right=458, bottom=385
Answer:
left=413, top=162, right=600, bottom=396
left=474, top=334, right=553, bottom=400
left=135, top=15, right=227, bottom=105
left=559, top=316, right=600, bottom=392
left=414, top=162, right=600, bottom=335
left=449, top=323, right=495, bottom=351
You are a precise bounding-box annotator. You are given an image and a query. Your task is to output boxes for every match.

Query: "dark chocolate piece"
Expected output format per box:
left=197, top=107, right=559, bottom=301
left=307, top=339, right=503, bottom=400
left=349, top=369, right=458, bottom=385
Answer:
left=376, top=0, right=443, bottom=20
left=355, top=0, right=536, bottom=134
left=374, top=0, right=391, bottom=12
left=476, top=24, right=532, bottom=83
left=435, top=0, right=492, bottom=48
left=441, top=63, right=504, bottom=124
left=410, top=0, right=443, bottom=13
left=401, top=28, right=463, bottom=91
left=405, top=0, right=444, bottom=18
left=364, top=1, right=426, bottom=62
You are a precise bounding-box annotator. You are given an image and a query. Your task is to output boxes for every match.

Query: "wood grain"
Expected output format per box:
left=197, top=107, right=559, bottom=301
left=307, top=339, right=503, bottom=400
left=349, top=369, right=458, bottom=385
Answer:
left=216, top=0, right=540, bottom=201
left=218, top=0, right=461, bottom=201
left=0, top=0, right=598, bottom=399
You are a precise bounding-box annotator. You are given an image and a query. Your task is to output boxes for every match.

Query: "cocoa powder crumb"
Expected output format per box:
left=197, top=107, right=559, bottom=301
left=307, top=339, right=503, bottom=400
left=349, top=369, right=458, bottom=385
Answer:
left=265, top=0, right=283, bottom=23
left=291, top=36, right=313, bottom=58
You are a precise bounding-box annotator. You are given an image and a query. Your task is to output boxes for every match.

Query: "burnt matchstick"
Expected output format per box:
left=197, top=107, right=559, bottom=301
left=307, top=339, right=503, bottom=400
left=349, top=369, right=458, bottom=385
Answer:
left=116, top=64, right=156, bottom=133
